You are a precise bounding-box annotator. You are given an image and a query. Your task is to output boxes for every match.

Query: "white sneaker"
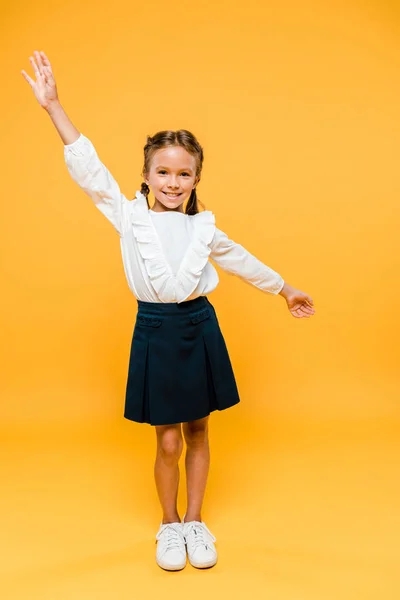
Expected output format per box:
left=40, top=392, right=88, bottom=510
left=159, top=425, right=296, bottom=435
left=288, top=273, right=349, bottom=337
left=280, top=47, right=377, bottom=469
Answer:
left=182, top=518, right=218, bottom=568
left=155, top=522, right=187, bottom=571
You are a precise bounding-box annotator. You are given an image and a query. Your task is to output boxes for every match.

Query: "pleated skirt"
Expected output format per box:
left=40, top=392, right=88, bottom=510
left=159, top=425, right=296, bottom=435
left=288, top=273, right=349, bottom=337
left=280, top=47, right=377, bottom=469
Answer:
left=124, top=295, right=241, bottom=426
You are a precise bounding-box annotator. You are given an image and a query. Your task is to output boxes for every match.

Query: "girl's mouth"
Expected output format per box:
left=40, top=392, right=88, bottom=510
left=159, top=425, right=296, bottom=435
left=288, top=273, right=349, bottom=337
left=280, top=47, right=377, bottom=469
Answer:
left=163, top=192, right=182, bottom=199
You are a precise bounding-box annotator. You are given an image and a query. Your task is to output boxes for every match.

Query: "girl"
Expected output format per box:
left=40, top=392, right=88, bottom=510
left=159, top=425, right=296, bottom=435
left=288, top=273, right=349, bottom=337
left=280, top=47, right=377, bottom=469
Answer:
left=22, top=50, right=316, bottom=572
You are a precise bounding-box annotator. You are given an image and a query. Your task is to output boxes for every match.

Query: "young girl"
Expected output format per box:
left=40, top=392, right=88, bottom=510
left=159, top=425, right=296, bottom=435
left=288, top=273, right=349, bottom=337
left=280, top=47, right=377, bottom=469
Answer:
left=22, top=50, right=316, bottom=572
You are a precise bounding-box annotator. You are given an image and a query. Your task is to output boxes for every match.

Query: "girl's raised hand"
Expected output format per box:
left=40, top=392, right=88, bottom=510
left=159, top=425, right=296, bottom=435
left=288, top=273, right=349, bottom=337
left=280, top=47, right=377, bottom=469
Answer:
left=21, top=50, right=59, bottom=110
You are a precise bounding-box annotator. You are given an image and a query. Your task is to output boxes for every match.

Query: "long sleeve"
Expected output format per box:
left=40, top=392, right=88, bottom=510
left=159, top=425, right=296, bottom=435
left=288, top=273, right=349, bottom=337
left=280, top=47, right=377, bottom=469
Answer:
left=209, top=227, right=285, bottom=295
left=64, top=134, right=133, bottom=236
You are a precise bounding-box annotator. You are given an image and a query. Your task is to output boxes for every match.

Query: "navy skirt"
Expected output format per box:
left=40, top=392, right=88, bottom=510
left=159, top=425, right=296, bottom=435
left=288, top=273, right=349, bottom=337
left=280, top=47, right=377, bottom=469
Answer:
left=124, top=296, right=240, bottom=426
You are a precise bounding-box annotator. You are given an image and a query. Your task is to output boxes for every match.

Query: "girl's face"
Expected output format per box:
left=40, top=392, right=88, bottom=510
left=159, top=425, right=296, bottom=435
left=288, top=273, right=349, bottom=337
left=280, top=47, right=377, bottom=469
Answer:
left=145, top=146, right=200, bottom=212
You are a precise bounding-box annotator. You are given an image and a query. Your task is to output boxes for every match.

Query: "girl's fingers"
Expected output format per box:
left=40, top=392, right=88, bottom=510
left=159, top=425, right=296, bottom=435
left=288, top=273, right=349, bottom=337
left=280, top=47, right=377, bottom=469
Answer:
left=29, top=55, right=40, bottom=78
left=40, top=51, right=54, bottom=79
left=302, top=304, right=314, bottom=314
left=40, top=50, right=51, bottom=67
left=288, top=301, right=315, bottom=318
left=43, top=65, right=54, bottom=80
left=21, top=69, right=35, bottom=87
left=34, top=50, right=44, bottom=75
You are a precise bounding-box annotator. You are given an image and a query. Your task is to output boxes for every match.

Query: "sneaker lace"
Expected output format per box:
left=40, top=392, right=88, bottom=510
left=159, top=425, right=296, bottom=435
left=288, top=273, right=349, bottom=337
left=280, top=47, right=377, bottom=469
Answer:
left=184, top=521, right=216, bottom=550
left=156, top=523, right=185, bottom=551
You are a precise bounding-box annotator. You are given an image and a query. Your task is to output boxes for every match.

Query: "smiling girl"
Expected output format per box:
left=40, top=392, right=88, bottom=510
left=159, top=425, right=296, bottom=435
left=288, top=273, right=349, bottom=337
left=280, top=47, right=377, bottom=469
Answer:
left=22, top=50, right=316, bottom=572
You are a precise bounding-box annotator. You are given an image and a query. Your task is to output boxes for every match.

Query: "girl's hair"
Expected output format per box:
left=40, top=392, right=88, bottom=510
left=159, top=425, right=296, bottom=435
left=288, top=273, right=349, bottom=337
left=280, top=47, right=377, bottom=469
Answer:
left=140, top=129, right=205, bottom=215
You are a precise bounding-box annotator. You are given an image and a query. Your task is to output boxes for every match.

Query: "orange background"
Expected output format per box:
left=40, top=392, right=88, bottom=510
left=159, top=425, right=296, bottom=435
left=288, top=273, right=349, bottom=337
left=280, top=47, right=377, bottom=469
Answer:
left=1, top=0, right=399, bottom=597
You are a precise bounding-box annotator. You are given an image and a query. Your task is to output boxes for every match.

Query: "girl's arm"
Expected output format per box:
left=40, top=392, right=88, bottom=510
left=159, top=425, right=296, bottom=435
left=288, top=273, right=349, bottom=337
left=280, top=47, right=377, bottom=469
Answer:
left=47, top=101, right=80, bottom=145
left=22, top=50, right=132, bottom=236
left=209, top=227, right=285, bottom=295
left=63, top=133, right=132, bottom=236
left=210, top=228, right=316, bottom=318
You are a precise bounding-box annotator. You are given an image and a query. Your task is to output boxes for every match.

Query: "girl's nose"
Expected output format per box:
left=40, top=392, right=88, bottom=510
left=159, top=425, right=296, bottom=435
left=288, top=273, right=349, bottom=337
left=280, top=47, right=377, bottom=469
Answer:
left=167, top=179, right=179, bottom=188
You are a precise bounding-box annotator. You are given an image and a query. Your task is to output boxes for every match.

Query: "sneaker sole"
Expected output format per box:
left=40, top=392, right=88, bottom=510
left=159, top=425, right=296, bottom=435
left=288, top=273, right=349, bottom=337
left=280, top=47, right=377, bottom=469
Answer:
left=189, top=557, right=218, bottom=569
left=156, top=558, right=187, bottom=571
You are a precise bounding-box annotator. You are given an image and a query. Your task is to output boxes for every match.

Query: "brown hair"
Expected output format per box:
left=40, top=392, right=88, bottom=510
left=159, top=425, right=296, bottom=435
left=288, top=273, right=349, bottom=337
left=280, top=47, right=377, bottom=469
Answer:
left=140, top=130, right=205, bottom=215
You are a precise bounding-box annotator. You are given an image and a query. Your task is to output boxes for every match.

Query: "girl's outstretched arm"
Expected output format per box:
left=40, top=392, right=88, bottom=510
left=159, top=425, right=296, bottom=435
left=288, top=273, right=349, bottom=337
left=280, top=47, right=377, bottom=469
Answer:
left=22, top=50, right=133, bottom=236
left=210, top=228, right=315, bottom=318
left=209, top=227, right=285, bottom=295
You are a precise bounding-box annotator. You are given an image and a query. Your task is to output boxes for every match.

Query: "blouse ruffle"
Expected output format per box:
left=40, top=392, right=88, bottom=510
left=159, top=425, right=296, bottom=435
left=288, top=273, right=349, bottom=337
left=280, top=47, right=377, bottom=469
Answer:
left=131, top=191, right=216, bottom=303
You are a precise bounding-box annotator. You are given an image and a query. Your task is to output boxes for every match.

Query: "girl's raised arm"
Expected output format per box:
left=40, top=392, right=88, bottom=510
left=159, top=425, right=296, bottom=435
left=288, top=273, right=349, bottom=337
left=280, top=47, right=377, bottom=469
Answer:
left=22, top=50, right=133, bottom=236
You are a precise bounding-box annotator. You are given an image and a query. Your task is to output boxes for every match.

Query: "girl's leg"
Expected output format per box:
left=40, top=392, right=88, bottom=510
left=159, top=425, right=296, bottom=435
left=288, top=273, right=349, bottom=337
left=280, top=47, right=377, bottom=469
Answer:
left=182, top=416, right=210, bottom=522
left=154, top=423, right=184, bottom=524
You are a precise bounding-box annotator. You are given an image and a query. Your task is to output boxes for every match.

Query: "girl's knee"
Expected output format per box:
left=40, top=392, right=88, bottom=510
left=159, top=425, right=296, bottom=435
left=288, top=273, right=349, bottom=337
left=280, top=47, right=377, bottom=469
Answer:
left=156, top=425, right=183, bottom=462
left=183, top=416, right=209, bottom=446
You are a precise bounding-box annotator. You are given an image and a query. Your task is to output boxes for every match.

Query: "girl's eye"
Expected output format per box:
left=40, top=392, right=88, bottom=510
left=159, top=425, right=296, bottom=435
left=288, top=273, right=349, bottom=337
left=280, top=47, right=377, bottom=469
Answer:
left=158, top=170, right=190, bottom=177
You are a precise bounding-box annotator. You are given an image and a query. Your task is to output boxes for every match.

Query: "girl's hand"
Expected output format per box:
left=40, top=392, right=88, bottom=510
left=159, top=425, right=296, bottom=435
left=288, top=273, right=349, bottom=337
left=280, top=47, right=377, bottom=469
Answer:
left=21, top=50, right=59, bottom=110
left=283, top=286, right=316, bottom=319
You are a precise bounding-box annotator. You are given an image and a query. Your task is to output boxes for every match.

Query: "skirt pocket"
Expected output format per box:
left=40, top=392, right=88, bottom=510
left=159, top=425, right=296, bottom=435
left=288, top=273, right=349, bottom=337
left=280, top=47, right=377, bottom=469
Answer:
left=189, top=307, right=211, bottom=324
left=137, top=314, right=162, bottom=328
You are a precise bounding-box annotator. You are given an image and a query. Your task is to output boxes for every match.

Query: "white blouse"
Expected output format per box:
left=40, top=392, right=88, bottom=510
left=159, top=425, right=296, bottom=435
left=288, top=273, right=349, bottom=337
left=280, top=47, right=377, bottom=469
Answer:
left=64, top=134, right=285, bottom=304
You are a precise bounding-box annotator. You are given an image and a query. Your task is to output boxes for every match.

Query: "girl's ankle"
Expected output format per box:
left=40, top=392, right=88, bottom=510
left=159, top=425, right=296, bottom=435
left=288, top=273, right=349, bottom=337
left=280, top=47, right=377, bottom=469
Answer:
left=162, top=516, right=181, bottom=524
left=183, top=515, right=201, bottom=523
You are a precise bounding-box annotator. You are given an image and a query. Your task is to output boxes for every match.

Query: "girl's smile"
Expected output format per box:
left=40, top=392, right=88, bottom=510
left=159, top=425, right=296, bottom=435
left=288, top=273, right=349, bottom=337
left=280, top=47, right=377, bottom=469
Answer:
left=163, top=192, right=182, bottom=198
